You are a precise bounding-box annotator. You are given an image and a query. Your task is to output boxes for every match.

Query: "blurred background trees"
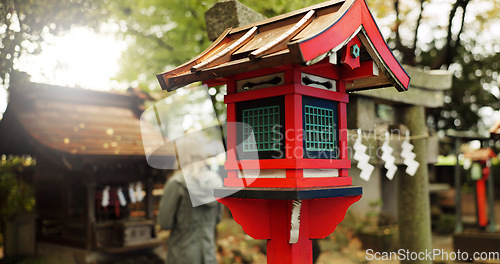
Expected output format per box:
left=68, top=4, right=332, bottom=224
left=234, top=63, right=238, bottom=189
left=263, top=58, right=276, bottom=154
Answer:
left=375, top=0, right=500, bottom=132
left=0, top=0, right=106, bottom=87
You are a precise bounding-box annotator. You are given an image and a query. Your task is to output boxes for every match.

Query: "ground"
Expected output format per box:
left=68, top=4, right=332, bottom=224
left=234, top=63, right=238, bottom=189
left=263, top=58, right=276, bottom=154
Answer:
left=1, top=221, right=499, bottom=264
left=2, top=192, right=500, bottom=264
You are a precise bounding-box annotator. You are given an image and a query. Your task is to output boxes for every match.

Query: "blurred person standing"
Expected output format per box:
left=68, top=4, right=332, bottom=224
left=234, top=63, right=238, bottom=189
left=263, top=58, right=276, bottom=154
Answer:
left=158, top=136, right=222, bottom=264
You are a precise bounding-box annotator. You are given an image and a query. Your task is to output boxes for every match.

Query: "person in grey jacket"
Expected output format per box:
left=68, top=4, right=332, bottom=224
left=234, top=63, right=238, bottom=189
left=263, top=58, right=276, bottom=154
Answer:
left=158, top=136, right=222, bottom=264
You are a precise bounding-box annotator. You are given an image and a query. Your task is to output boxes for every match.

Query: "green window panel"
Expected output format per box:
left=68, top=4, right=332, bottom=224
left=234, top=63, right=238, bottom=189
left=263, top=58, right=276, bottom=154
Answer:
left=304, top=105, right=335, bottom=151
left=242, top=105, right=281, bottom=152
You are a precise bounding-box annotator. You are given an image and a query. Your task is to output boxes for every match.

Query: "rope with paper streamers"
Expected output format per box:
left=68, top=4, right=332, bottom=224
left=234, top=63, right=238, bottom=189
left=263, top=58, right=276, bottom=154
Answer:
left=349, top=129, right=426, bottom=181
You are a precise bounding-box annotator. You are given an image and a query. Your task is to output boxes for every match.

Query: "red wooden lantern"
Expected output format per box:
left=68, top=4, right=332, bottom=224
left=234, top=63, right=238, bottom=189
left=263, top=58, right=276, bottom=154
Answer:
left=157, top=0, right=409, bottom=263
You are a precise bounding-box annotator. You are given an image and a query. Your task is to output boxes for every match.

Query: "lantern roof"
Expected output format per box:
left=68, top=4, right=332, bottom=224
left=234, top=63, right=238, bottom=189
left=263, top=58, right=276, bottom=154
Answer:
left=157, top=0, right=410, bottom=92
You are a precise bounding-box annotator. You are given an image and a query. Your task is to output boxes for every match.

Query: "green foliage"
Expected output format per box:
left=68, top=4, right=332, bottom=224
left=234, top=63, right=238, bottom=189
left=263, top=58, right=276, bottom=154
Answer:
left=434, top=214, right=456, bottom=234
left=0, top=156, right=35, bottom=222
left=434, top=49, right=500, bottom=131
left=368, top=0, right=500, bottom=132
left=107, top=0, right=218, bottom=90
left=0, top=0, right=106, bottom=87
left=107, top=0, right=325, bottom=91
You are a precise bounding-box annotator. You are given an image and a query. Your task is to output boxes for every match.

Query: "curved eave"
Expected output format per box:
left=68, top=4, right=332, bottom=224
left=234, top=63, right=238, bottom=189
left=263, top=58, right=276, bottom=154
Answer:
left=290, top=0, right=409, bottom=91
left=160, top=49, right=302, bottom=91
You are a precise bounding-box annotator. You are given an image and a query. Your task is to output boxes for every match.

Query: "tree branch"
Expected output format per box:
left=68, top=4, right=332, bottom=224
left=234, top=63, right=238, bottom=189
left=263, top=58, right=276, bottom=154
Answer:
left=432, top=0, right=470, bottom=69
left=412, top=0, right=425, bottom=55
left=392, top=0, right=417, bottom=65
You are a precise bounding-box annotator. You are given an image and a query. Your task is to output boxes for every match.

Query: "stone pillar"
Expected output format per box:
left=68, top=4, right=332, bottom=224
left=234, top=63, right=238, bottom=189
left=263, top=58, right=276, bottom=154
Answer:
left=346, top=96, right=375, bottom=130
left=395, top=105, right=432, bottom=264
left=205, top=0, right=267, bottom=41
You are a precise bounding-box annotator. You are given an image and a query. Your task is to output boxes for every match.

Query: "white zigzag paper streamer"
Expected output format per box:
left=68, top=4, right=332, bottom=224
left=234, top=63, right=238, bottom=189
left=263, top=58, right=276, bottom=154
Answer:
left=289, top=200, right=302, bottom=244
left=401, top=132, right=419, bottom=176
left=101, top=185, right=110, bottom=207
left=381, top=132, right=397, bottom=180
left=353, top=129, right=374, bottom=181
left=128, top=184, right=137, bottom=204
left=136, top=182, right=144, bottom=202
left=117, top=187, right=127, bottom=206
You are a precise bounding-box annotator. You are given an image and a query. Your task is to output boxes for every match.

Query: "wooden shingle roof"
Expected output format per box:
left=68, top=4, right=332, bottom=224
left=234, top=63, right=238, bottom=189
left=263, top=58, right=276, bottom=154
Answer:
left=157, top=0, right=410, bottom=92
left=0, top=83, right=174, bottom=159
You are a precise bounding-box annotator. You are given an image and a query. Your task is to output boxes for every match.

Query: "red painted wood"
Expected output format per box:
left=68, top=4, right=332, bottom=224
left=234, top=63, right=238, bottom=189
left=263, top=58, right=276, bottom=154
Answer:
left=338, top=80, right=348, bottom=177
left=216, top=196, right=361, bottom=263
left=296, top=176, right=352, bottom=188
left=339, top=103, right=348, bottom=158
left=301, top=61, right=339, bottom=80
left=267, top=200, right=293, bottom=264
left=308, top=196, right=361, bottom=238
left=341, top=60, right=378, bottom=81
left=285, top=92, right=303, bottom=161
left=476, top=178, right=488, bottom=227
left=226, top=170, right=238, bottom=179
left=224, top=176, right=352, bottom=188
left=290, top=200, right=312, bottom=264
left=283, top=66, right=302, bottom=85
left=337, top=74, right=346, bottom=93
left=267, top=200, right=312, bottom=264
left=295, top=85, right=349, bottom=103
left=286, top=169, right=303, bottom=179
left=226, top=103, right=237, bottom=163
left=225, top=159, right=351, bottom=170
left=216, top=197, right=271, bottom=239
left=226, top=102, right=236, bottom=121
left=341, top=36, right=361, bottom=70
left=224, top=83, right=348, bottom=104
left=224, top=177, right=298, bottom=188
left=296, top=0, right=410, bottom=90
left=225, top=159, right=294, bottom=170
left=296, top=159, right=351, bottom=169
left=224, top=84, right=295, bottom=104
